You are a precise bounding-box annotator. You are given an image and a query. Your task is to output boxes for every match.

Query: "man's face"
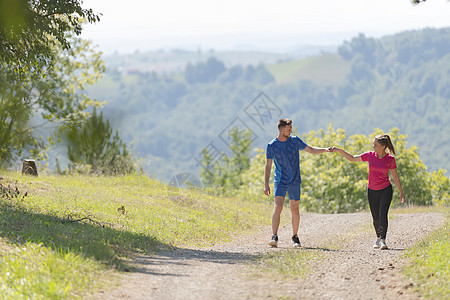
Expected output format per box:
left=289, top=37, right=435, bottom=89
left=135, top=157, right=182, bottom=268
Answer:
left=280, top=125, right=292, bottom=138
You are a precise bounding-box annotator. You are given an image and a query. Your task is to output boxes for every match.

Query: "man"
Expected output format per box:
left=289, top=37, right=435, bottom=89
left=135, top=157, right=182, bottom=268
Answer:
left=264, top=118, right=330, bottom=247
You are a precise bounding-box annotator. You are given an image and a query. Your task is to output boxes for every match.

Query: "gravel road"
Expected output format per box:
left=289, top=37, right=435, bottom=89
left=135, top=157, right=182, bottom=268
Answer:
left=96, top=211, right=445, bottom=299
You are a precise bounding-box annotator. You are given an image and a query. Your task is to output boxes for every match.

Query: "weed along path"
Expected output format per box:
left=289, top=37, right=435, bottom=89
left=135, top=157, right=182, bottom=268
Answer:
left=96, top=212, right=444, bottom=299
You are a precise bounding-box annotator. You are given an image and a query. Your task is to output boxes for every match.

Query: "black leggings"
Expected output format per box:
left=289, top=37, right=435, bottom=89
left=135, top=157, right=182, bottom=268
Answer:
left=367, top=184, right=393, bottom=240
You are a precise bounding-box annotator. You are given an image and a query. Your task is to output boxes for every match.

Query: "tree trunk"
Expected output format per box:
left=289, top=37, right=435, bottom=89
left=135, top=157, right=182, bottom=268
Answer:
left=22, top=159, right=38, bottom=176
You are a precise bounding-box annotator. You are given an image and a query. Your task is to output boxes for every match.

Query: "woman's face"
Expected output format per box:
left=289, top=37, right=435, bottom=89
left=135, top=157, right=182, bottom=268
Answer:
left=373, top=139, right=386, bottom=154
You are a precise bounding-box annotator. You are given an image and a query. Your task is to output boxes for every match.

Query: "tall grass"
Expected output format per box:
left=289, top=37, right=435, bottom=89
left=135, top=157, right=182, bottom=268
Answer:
left=0, top=241, right=111, bottom=299
left=402, top=209, right=449, bottom=299
left=0, top=171, right=273, bottom=298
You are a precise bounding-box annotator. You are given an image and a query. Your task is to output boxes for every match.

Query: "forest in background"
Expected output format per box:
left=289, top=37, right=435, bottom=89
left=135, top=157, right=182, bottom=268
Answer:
left=77, top=27, right=449, bottom=182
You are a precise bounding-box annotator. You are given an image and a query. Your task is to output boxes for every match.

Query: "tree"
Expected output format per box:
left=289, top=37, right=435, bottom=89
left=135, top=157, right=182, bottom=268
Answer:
left=0, top=0, right=100, bottom=75
left=237, top=148, right=268, bottom=202
left=200, top=147, right=217, bottom=188
left=66, top=108, right=135, bottom=175
left=223, top=127, right=252, bottom=190
left=184, top=57, right=226, bottom=84
left=200, top=127, right=252, bottom=196
left=0, top=90, right=35, bottom=165
left=338, top=33, right=378, bottom=65
left=218, top=65, right=244, bottom=83
left=0, top=35, right=104, bottom=167
left=244, top=64, right=275, bottom=84
left=0, top=0, right=102, bottom=167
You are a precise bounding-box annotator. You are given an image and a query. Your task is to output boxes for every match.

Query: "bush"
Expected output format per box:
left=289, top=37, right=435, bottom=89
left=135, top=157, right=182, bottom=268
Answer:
left=237, top=124, right=448, bottom=212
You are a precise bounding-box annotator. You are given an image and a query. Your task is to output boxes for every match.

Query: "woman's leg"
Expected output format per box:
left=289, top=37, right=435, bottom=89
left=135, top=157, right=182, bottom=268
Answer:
left=367, top=188, right=381, bottom=238
left=379, top=185, right=393, bottom=240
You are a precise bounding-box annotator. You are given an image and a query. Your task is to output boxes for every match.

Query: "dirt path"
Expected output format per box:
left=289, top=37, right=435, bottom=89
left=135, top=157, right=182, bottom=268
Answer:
left=96, top=212, right=445, bottom=299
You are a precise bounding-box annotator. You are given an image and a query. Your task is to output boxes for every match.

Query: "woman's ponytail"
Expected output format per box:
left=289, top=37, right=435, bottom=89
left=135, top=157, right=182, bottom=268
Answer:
left=375, top=134, right=396, bottom=155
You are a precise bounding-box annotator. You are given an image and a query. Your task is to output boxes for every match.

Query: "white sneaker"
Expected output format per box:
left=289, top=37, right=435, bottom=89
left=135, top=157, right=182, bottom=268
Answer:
left=373, top=239, right=381, bottom=249
left=380, top=239, right=388, bottom=250
left=268, top=234, right=278, bottom=247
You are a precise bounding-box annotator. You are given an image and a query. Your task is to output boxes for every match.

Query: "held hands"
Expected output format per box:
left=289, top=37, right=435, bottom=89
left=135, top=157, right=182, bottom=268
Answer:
left=327, top=146, right=340, bottom=153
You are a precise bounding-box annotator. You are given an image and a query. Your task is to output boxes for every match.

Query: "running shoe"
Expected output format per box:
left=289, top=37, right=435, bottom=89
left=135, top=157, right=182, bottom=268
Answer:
left=373, top=239, right=380, bottom=249
left=268, top=234, right=278, bottom=247
left=380, top=239, right=388, bottom=250
left=292, top=234, right=301, bottom=248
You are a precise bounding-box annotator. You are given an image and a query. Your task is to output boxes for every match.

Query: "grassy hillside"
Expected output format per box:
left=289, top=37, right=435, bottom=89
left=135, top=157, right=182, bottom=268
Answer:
left=266, top=53, right=350, bottom=86
left=0, top=172, right=272, bottom=298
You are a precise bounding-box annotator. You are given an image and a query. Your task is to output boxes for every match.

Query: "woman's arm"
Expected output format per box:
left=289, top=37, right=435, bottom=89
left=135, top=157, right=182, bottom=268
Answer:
left=331, top=147, right=363, bottom=162
left=390, top=168, right=405, bottom=203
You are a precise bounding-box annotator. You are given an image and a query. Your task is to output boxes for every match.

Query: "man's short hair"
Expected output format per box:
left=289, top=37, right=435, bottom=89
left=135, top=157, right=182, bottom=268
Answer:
left=278, top=118, right=292, bottom=130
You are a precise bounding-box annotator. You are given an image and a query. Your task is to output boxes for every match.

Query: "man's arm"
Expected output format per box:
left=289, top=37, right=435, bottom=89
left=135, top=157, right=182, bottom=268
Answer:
left=303, top=145, right=329, bottom=155
left=264, top=159, right=272, bottom=196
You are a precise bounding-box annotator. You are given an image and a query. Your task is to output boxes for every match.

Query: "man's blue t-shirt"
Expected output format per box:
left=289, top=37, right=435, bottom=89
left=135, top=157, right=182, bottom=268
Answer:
left=266, top=136, right=307, bottom=185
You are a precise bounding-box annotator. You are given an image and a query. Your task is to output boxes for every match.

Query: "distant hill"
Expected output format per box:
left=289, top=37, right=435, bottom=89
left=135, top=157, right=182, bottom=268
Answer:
left=266, top=53, right=350, bottom=86
left=102, top=50, right=301, bottom=74
left=101, top=44, right=338, bottom=75
left=77, top=27, right=449, bottom=181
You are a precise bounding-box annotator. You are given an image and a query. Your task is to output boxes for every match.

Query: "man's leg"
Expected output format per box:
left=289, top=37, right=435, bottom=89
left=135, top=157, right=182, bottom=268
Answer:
left=290, top=199, right=300, bottom=235
left=272, top=196, right=285, bottom=235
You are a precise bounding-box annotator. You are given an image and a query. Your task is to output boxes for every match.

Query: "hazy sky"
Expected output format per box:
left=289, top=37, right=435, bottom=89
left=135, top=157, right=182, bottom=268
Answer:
left=81, top=0, right=450, bottom=54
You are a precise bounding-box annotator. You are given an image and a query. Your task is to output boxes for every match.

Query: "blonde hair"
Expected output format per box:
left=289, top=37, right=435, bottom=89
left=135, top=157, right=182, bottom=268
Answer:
left=375, top=134, right=395, bottom=155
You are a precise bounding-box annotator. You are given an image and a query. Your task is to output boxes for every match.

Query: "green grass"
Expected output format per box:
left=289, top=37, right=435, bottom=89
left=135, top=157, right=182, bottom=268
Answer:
left=254, top=249, right=325, bottom=280
left=402, top=208, right=449, bottom=299
left=0, top=241, right=112, bottom=299
left=0, top=171, right=273, bottom=298
left=390, top=205, right=446, bottom=214
left=266, top=53, right=350, bottom=86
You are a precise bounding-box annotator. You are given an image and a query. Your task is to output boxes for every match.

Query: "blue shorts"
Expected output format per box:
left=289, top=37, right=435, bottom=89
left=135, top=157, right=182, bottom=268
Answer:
left=274, top=183, right=301, bottom=201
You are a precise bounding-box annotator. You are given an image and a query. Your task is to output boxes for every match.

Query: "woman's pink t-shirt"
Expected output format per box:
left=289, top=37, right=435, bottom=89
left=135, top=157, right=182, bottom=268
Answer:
left=361, top=151, right=397, bottom=190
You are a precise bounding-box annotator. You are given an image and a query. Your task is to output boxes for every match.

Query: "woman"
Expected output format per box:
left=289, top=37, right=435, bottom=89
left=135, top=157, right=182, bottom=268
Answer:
left=331, top=134, right=405, bottom=249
